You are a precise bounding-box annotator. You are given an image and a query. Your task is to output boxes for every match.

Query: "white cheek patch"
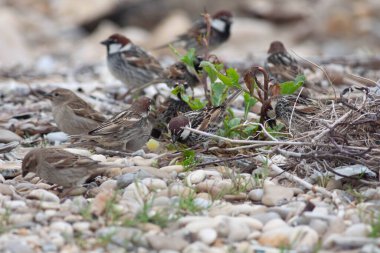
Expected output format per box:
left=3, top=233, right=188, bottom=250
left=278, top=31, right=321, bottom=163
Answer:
left=120, top=43, right=132, bottom=52
left=211, top=19, right=226, bottom=32
left=180, top=128, right=191, bottom=140
left=109, top=43, right=122, bottom=54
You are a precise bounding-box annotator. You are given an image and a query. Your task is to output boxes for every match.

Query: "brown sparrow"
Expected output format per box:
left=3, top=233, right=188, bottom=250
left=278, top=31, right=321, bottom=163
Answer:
left=45, top=88, right=106, bottom=135
left=101, top=34, right=163, bottom=89
left=266, top=41, right=303, bottom=83
left=274, top=95, right=319, bottom=131
left=157, top=10, right=233, bottom=54
left=74, top=97, right=152, bottom=152
left=22, top=147, right=110, bottom=189
left=168, top=89, right=241, bottom=146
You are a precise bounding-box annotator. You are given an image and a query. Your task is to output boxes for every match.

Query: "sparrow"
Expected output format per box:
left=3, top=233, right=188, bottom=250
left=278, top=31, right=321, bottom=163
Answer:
left=73, top=97, right=152, bottom=152
left=101, top=33, right=163, bottom=89
left=22, top=148, right=109, bottom=189
left=274, top=95, right=319, bottom=131
left=163, top=60, right=201, bottom=88
left=45, top=88, right=107, bottom=135
left=151, top=84, right=192, bottom=139
left=266, top=41, right=304, bottom=83
left=156, top=10, right=233, bottom=54
left=168, top=89, right=241, bottom=146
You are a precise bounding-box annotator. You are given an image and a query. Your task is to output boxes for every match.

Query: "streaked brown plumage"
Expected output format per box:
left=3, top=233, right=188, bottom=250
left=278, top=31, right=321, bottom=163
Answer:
left=22, top=148, right=109, bottom=188
left=73, top=97, right=152, bottom=152
left=46, top=88, right=106, bottom=135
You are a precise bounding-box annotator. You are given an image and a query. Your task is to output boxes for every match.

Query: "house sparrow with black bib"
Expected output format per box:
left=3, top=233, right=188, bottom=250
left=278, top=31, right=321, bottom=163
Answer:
left=168, top=89, right=241, bottom=147
left=73, top=97, right=152, bottom=152
left=156, top=10, right=233, bottom=54
left=45, top=88, right=106, bottom=135
left=101, top=34, right=163, bottom=89
left=22, top=148, right=111, bottom=195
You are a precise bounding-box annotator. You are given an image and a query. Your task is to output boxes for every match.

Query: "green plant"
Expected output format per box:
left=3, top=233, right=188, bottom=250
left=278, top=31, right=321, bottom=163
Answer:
left=104, top=193, right=122, bottom=225
left=123, top=201, right=172, bottom=228
left=179, top=149, right=198, bottom=170
left=177, top=192, right=207, bottom=215
left=0, top=207, right=11, bottom=234
left=369, top=214, right=380, bottom=238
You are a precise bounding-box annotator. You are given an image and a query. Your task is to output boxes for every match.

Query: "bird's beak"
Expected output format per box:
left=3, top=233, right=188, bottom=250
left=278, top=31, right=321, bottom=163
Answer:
left=100, top=39, right=111, bottom=46
left=171, top=134, right=179, bottom=143
left=43, top=93, right=52, bottom=99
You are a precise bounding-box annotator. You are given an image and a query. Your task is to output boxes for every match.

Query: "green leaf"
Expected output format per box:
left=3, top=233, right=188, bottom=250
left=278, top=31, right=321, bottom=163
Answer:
left=228, top=118, right=241, bottom=128
left=226, top=68, right=240, bottom=87
left=188, top=98, right=206, bottom=110
left=181, top=48, right=196, bottom=69
left=182, top=149, right=197, bottom=169
left=172, top=85, right=206, bottom=110
left=280, top=74, right=305, bottom=95
left=200, top=61, right=218, bottom=82
left=243, top=124, right=258, bottom=135
left=243, top=92, right=257, bottom=120
left=211, top=82, right=227, bottom=106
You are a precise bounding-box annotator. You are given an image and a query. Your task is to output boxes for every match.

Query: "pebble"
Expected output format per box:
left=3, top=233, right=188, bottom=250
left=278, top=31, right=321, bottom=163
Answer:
left=4, top=200, right=26, bottom=209
left=309, top=219, right=328, bottom=236
left=160, top=165, right=185, bottom=173
left=73, top=222, right=90, bottom=232
left=8, top=213, right=34, bottom=224
left=261, top=184, right=294, bottom=206
left=0, top=128, right=22, bottom=142
left=3, top=239, right=34, bottom=253
left=262, top=218, right=288, bottom=232
left=0, top=183, right=15, bottom=196
left=27, top=189, right=60, bottom=203
left=117, top=169, right=154, bottom=188
left=45, top=131, right=69, bottom=144
left=251, top=212, right=281, bottom=224
left=141, top=178, right=167, bottom=190
left=90, top=154, right=107, bottom=162
left=147, top=235, right=189, bottom=251
left=258, top=227, right=293, bottom=248
left=131, top=156, right=154, bottom=166
left=50, top=221, right=74, bottom=237
left=198, top=228, right=217, bottom=245
left=186, top=170, right=206, bottom=185
left=248, top=188, right=264, bottom=202
left=344, top=223, right=370, bottom=237
left=290, top=226, right=319, bottom=251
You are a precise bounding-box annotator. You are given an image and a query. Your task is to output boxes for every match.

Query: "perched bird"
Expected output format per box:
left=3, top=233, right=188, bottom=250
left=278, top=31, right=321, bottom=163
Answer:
left=156, top=10, right=233, bottom=54
left=73, top=97, right=152, bottom=152
left=101, top=34, right=163, bottom=89
left=45, top=88, right=106, bottom=135
left=22, top=148, right=110, bottom=189
left=168, top=89, right=241, bottom=146
left=266, top=41, right=303, bottom=83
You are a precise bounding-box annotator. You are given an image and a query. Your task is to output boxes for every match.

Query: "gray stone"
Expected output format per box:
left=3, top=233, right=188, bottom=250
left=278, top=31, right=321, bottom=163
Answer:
left=147, top=235, right=189, bottom=251
left=117, top=169, right=154, bottom=188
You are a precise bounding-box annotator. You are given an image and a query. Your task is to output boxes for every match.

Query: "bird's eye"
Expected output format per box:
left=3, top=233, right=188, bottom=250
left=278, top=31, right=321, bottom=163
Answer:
left=53, top=93, right=59, bottom=97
